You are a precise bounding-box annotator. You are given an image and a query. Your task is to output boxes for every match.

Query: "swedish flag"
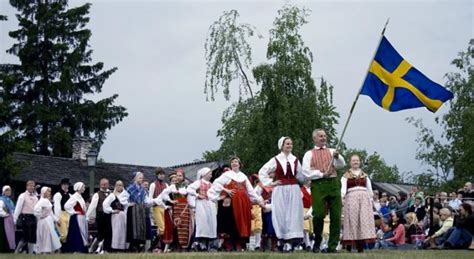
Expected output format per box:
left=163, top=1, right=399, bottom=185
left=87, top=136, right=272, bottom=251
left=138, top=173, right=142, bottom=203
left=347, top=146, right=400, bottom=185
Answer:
left=360, top=36, right=454, bottom=112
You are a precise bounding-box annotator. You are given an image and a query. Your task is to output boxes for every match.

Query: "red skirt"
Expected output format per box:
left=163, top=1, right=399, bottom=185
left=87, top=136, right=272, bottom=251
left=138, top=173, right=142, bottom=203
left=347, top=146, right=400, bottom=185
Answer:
left=231, top=188, right=252, bottom=238
left=172, top=197, right=192, bottom=248
left=163, top=209, right=174, bottom=244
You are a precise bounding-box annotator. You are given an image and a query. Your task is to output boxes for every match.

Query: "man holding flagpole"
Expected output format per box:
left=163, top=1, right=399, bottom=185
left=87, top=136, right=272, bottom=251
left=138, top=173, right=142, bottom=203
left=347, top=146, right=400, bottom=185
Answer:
left=302, top=129, right=345, bottom=253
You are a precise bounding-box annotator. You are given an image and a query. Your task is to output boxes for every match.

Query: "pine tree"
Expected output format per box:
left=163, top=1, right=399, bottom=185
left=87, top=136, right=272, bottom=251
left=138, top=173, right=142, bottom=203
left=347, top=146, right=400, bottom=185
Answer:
left=0, top=0, right=127, bottom=157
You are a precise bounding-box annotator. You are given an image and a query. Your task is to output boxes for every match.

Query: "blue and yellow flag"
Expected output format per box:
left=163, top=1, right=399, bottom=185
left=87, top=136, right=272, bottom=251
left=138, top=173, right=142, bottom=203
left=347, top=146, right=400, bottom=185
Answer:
left=360, top=36, right=453, bottom=112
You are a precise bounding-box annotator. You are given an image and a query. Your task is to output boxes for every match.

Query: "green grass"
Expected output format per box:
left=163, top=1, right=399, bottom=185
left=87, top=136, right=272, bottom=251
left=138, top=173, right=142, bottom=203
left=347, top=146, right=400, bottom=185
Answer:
left=5, top=250, right=473, bottom=259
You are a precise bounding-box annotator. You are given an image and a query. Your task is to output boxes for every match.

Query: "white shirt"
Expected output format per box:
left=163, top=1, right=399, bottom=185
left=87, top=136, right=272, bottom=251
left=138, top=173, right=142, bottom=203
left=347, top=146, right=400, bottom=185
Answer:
left=13, top=191, right=38, bottom=224
left=148, top=181, right=169, bottom=205
left=53, top=191, right=70, bottom=218
left=340, top=169, right=374, bottom=199
left=302, top=146, right=346, bottom=180
left=64, top=193, right=86, bottom=217
left=258, top=152, right=302, bottom=186
left=86, top=190, right=110, bottom=220
left=207, top=170, right=262, bottom=203
left=0, top=200, right=9, bottom=217
left=102, top=190, right=129, bottom=214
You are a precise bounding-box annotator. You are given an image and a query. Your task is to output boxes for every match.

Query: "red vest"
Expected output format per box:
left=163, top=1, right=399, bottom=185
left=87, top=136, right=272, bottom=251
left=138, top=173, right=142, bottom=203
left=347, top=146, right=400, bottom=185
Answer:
left=310, top=148, right=336, bottom=176
left=274, top=157, right=298, bottom=185
left=301, top=186, right=312, bottom=209
left=153, top=180, right=167, bottom=198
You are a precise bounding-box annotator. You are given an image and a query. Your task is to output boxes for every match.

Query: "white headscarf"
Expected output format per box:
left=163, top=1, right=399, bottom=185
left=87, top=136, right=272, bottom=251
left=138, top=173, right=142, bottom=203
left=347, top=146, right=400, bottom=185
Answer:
left=74, top=182, right=85, bottom=192
left=197, top=167, right=211, bottom=180
left=278, top=136, right=289, bottom=150
left=40, top=186, right=50, bottom=198
left=2, top=185, right=11, bottom=195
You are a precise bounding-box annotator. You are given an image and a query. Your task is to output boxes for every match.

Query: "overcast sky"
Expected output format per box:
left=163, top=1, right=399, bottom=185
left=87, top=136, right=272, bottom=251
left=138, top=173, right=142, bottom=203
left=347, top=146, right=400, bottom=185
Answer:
left=1, top=0, right=472, bottom=177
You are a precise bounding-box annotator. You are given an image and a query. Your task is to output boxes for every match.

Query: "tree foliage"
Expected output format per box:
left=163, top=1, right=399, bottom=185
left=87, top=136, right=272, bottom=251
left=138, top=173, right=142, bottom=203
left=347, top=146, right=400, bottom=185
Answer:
left=204, top=5, right=339, bottom=173
left=0, top=0, right=127, bottom=159
left=204, top=10, right=260, bottom=101
left=344, top=148, right=402, bottom=183
left=407, top=39, right=474, bottom=190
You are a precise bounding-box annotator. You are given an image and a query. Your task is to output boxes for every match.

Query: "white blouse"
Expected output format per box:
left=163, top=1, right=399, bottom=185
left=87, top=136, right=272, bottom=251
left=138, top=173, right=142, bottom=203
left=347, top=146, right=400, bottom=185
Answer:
left=340, top=169, right=374, bottom=200
left=258, top=152, right=302, bottom=186
left=207, top=170, right=262, bottom=203
left=102, top=190, right=129, bottom=214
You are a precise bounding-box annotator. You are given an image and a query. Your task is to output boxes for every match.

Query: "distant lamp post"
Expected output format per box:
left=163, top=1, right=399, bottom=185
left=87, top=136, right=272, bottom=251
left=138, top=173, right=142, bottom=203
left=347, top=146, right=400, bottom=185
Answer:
left=86, top=148, right=98, bottom=197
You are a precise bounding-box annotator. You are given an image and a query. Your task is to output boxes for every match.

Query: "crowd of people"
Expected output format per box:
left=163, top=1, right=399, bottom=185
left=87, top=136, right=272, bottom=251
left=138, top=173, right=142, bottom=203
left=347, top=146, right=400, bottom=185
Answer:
left=0, top=128, right=473, bottom=254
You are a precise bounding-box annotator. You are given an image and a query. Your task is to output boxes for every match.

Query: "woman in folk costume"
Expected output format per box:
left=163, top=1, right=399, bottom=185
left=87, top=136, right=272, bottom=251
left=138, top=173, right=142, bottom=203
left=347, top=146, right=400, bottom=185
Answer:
left=258, top=137, right=304, bottom=252
left=208, top=157, right=264, bottom=251
left=64, top=182, right=88, bottom=253
left=186, top=167, right=217, bottom=251
left=34, top=187, right=61, bottom=253
left=126, top=171, right=149, bottom=251
left=157, top=169, right=193, bottom=251
left=301, top=178, right=314, bottom=251
left=249, top=174, right=263, bottom=251
left=341, top=154, right=376, bottom=252
left=103, top=180, right=129, bottom=251
left=0, top=186, right=16, bottom=252
left=158, top=173, right=178, bottom=252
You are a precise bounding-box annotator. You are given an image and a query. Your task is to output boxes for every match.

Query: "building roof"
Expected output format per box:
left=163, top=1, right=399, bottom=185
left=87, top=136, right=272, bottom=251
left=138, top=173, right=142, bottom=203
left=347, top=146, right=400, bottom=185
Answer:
left=372, top=182, right=414, bottom=196
left=11, top=153, right=221, bottom=188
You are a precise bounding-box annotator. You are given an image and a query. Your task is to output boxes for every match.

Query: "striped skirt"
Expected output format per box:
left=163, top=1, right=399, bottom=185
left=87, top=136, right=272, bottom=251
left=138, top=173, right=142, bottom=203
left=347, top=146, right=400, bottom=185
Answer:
left=173, top=197, right=192, bottom=248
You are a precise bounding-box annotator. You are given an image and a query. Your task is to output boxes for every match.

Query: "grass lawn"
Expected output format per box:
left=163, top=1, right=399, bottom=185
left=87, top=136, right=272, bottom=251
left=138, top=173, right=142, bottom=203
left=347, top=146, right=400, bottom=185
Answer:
left=5, top=250, right=473, bottom=259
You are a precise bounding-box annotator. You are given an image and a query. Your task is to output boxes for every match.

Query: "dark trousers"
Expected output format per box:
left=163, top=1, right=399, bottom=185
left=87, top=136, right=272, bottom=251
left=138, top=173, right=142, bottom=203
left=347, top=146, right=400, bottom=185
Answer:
left=96, top=211, right=112, bottom=251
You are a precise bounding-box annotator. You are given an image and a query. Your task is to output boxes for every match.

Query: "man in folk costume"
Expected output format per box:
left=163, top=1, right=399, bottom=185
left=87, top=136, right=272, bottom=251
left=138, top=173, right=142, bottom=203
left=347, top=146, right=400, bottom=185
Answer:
left=148, top=167, right=168, bottom=251
left=64, top=182, right=88, bottom=253
left=301, top=178, right=314, bottom=251
left=186, top=167, right=217, bottom=251
left=86, top=178, right=112, bottom=253
left=53, top=178, right=71, bottom=244
left=302, top=129, right=345, bottom=253
left=259, top=137, right=304, bottom=252
left=208, top=157, right=264, bottom=251
left=157, top=169, right=193, bottom=251
left=13, top=180, right=39, bottom=254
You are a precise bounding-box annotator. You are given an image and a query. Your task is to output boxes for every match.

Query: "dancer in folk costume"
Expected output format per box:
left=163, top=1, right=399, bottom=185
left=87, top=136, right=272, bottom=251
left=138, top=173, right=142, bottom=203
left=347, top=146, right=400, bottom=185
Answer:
left=86, top=178, right=111, bottom=252
left=302, top=129, right=345, bottom=253
left=34, top=187, right=61, bottom=253
left=208, top=157, right=264, bottom=251
left=253, top=173, right=279, bottom=251
left=187, top=167, right=217, bottom=251
left=159, top=173, right=179, bottom=252
left=126, top=171, right=149, bottom=252
left=341, top=154, right=376, bottom=252
left=13, top=180, right=38, bottom=253
left=249, top=174, right=263, bottom=251
left=259, top=137, right=304, bottom=252
left=142, top=180, right=153, bottom=251
left=158, top=169, right=193, bottom=251
left=148, top=167, right=168, bottom=250
left=301, top=178, right=314, bottom=251
left=52, top=178, right=71, bottom=243
left=64, top=182, right=88, bottom=253
left=103, top=180, right=130, bottom=251
left=0, top=186, right=16, bottom=252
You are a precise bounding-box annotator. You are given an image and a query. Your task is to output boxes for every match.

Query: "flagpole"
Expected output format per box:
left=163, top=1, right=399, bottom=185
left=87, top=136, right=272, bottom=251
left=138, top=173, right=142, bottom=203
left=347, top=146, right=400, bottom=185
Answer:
left=325, top=18, right=390, bottom=174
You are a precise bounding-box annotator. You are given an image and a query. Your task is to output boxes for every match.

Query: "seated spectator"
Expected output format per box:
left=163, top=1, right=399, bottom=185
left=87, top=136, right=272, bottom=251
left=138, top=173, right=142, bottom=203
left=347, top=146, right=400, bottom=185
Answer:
left=425, top=208, right=454, bottom=248
left=458, top=182, right=474, bottom=201
left=405, top=212, right=421, bottom=244
left=449, top=192, right=462, bottom=211
left=388, top=196, right=399, bottom=211
left=443, top=203, right=474, bottom=249
left=373, top=190, right=381, bottom=212
left=397, top=192, right=409, bottom=215
left=407, top=196, right=426, bottom=222
left=379, top=198, right=390, bottom=221
left=379, top=211, right=406, bottom=249
left=439, top=192, right=449, bottom=208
